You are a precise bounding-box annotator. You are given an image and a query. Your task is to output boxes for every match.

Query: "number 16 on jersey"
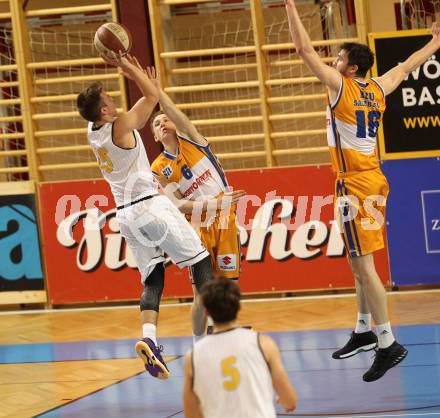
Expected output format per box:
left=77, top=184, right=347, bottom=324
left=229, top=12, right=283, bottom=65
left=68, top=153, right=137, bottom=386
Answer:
left=355, top=110, right=381, bottom=138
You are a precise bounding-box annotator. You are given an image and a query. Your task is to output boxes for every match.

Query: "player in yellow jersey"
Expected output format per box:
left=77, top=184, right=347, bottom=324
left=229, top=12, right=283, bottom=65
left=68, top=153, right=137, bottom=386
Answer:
left=286, top=0, right=440, bottom=381
left=145, top=68, right=245, bottom=341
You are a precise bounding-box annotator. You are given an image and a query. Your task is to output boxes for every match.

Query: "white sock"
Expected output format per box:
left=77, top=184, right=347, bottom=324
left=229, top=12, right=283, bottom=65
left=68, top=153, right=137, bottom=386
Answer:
left=376, top=322, right=395, bottom=349
left=142, top=323, right=157, bottom=346
left=355, top=313, right=372, bottom=333
left=207, top=316, right=214, bottom=327
left=193, top=334, right=204, bottom=344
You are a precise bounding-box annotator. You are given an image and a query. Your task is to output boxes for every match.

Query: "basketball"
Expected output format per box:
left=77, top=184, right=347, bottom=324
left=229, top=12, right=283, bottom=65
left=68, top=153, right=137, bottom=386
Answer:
left=94, top=22, right=132, bottom=57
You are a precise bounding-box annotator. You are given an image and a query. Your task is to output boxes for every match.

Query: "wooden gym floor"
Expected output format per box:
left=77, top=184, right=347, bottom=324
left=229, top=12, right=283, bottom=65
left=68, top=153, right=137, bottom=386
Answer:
left=1, top=290, right=440, bottom=417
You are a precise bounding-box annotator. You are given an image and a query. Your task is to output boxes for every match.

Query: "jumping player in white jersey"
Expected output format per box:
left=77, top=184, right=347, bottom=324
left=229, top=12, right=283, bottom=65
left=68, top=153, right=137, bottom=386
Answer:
left=183, top=278, right=297, bottom=418
left=77, top=52, right=213, bottom=380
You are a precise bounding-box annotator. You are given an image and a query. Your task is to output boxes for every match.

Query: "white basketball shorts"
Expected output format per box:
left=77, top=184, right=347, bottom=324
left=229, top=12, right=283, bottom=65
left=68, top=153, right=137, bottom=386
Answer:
left=117, top=194, right=209, bottom=282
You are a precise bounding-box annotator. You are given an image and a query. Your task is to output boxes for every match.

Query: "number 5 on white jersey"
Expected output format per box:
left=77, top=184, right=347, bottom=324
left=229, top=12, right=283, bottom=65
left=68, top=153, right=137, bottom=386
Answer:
left=221, top=356, right=240, bottom=391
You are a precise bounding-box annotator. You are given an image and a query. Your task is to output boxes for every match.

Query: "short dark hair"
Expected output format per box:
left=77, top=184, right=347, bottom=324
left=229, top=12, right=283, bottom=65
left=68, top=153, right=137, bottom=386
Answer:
left=339, top=42, right=374, bottom=77
left=149, top=110, right=164, bottom=133
left=201, top=278, right=241, bottom=324
left=77, top=82, right=103, bottom=122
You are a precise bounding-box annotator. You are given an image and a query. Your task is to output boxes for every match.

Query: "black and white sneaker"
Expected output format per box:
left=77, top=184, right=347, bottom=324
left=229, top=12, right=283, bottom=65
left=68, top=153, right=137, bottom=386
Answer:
left=332, top=331, right=378, bottom=359
left=363, top=341, right=408, bottom=382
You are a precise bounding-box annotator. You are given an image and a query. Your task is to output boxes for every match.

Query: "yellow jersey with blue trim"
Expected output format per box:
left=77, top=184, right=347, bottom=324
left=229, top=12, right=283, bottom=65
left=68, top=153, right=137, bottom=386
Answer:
left=151, top=132, right=229, bottom=199
left=326, top=76, right=386, bottom=176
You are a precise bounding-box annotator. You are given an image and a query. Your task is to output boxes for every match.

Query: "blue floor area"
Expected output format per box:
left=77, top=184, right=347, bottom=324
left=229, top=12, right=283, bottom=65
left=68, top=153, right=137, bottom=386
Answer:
left=1, top=324, right=439, bottom=363
left=2, top=324, right=439, bottom=417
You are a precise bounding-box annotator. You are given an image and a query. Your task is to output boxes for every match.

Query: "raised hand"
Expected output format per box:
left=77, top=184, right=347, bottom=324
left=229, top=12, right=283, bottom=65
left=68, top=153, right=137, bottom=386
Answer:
left=124, top=55, right=148, bottom=74
left=101, top=50, right=127, bottom=67
left=145, top=66, right=161, bottom=89
left=101, top=52, right=146, bottom=80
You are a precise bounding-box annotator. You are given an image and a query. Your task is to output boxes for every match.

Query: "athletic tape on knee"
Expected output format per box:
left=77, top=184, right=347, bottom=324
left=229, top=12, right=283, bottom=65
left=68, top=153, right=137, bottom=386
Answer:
left=140, top=263, right=164, bottom=312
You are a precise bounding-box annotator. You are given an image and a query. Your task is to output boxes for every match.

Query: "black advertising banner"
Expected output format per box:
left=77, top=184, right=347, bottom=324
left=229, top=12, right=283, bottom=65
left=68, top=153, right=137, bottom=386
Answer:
left=0, top=194, right=45, bottom=292
left=369, top=30, right=440, bottom=159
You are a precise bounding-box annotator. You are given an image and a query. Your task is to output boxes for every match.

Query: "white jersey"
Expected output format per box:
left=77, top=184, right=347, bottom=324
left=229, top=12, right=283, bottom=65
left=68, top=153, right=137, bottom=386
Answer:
left=87, top=122, right=158, bottom=207
left=192, top=328, right=276, bottom=418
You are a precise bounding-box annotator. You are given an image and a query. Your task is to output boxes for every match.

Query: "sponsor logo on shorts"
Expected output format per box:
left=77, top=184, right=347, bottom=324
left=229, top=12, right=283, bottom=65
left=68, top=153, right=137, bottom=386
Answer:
left=217, top=254, right=236, bottom=271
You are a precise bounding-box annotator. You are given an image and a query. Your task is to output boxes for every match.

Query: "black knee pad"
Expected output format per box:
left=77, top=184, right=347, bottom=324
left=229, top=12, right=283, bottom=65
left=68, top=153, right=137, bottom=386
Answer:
left=191, top=255, right=213, bottom=293
left=140, top=262, right=165, bottom=312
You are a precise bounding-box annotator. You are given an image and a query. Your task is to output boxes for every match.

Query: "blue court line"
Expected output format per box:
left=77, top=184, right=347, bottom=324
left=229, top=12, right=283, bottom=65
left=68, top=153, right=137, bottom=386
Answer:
left=0, top=338, right=139, bottom=364
left=2, top=324, right=440, bottom=364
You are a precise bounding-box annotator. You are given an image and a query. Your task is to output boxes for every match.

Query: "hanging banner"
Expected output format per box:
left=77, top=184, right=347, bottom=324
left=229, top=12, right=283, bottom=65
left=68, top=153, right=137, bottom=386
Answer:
left=369, top=29, right=440, bottom=160
left=0, top=191, right=45, bottom=303
left=39, top=166, right=390, bottom=304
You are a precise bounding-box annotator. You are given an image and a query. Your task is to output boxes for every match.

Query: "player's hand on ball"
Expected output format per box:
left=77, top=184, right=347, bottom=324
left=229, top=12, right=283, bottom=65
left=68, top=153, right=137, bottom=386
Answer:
left=100, top=51, right=117, bottom=66
left=101, top=50, right=127, bottom=67
left=101, top=51, right=141, bottom=79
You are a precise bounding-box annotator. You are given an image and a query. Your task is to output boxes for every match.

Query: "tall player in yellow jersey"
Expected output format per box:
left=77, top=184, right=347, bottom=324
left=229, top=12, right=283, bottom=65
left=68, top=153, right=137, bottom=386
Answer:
left=147, top=68, right=245, bottom=340
left=286, top=0, right=440, bottom=382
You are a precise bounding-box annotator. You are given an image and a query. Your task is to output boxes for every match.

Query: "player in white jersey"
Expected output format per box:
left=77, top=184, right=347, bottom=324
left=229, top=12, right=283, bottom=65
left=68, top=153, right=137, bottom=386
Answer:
left=77, top=53, right=214, bottom=380
left=286, top=0, right=440, bottom=381
left=183, top=279, right=297, bottom=418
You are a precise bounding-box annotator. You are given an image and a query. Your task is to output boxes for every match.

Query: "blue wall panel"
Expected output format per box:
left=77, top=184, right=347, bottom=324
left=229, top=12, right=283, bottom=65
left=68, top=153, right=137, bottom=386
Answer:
left=381, top=158, right=440, bottom=285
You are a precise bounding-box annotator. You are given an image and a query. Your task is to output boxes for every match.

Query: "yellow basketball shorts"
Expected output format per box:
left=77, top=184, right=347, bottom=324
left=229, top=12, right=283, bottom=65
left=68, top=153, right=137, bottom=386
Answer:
left=194, top=210, right=241, bottom=280
left=334, top=169, right=389, bottom=257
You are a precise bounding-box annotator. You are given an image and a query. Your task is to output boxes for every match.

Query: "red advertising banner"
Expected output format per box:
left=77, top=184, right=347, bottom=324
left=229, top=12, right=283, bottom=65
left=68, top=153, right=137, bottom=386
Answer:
left=39, top=166, right=390, bottom=304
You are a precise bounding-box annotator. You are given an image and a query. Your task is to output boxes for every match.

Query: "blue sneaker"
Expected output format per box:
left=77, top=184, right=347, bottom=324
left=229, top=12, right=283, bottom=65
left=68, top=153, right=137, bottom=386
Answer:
left=135, top=338, right=170, bottom=380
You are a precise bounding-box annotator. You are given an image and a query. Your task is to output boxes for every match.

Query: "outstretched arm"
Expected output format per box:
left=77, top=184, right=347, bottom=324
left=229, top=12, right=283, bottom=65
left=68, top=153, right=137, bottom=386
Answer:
left=285, top=0, right=341, bottom=92
left=376, top=22, right=440, bottom=95
left=146, top=67, right=208, bottom=145
left=103, top=53, right=159, bottom=143
left=173, top=189, right=246, bottom=216
left=155, top=174, right=245, bottom=215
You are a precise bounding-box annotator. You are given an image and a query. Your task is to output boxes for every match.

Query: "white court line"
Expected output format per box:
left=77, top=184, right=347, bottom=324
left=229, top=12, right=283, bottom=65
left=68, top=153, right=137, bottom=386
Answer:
left=1, top=288, right=440, bottom=316
left=329, top=413, right=440, bottom=418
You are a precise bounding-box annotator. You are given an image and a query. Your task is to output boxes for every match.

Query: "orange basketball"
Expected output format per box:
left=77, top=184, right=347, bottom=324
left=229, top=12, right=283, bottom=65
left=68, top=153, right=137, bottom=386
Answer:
left=94, top=22, right=132, bottom=57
